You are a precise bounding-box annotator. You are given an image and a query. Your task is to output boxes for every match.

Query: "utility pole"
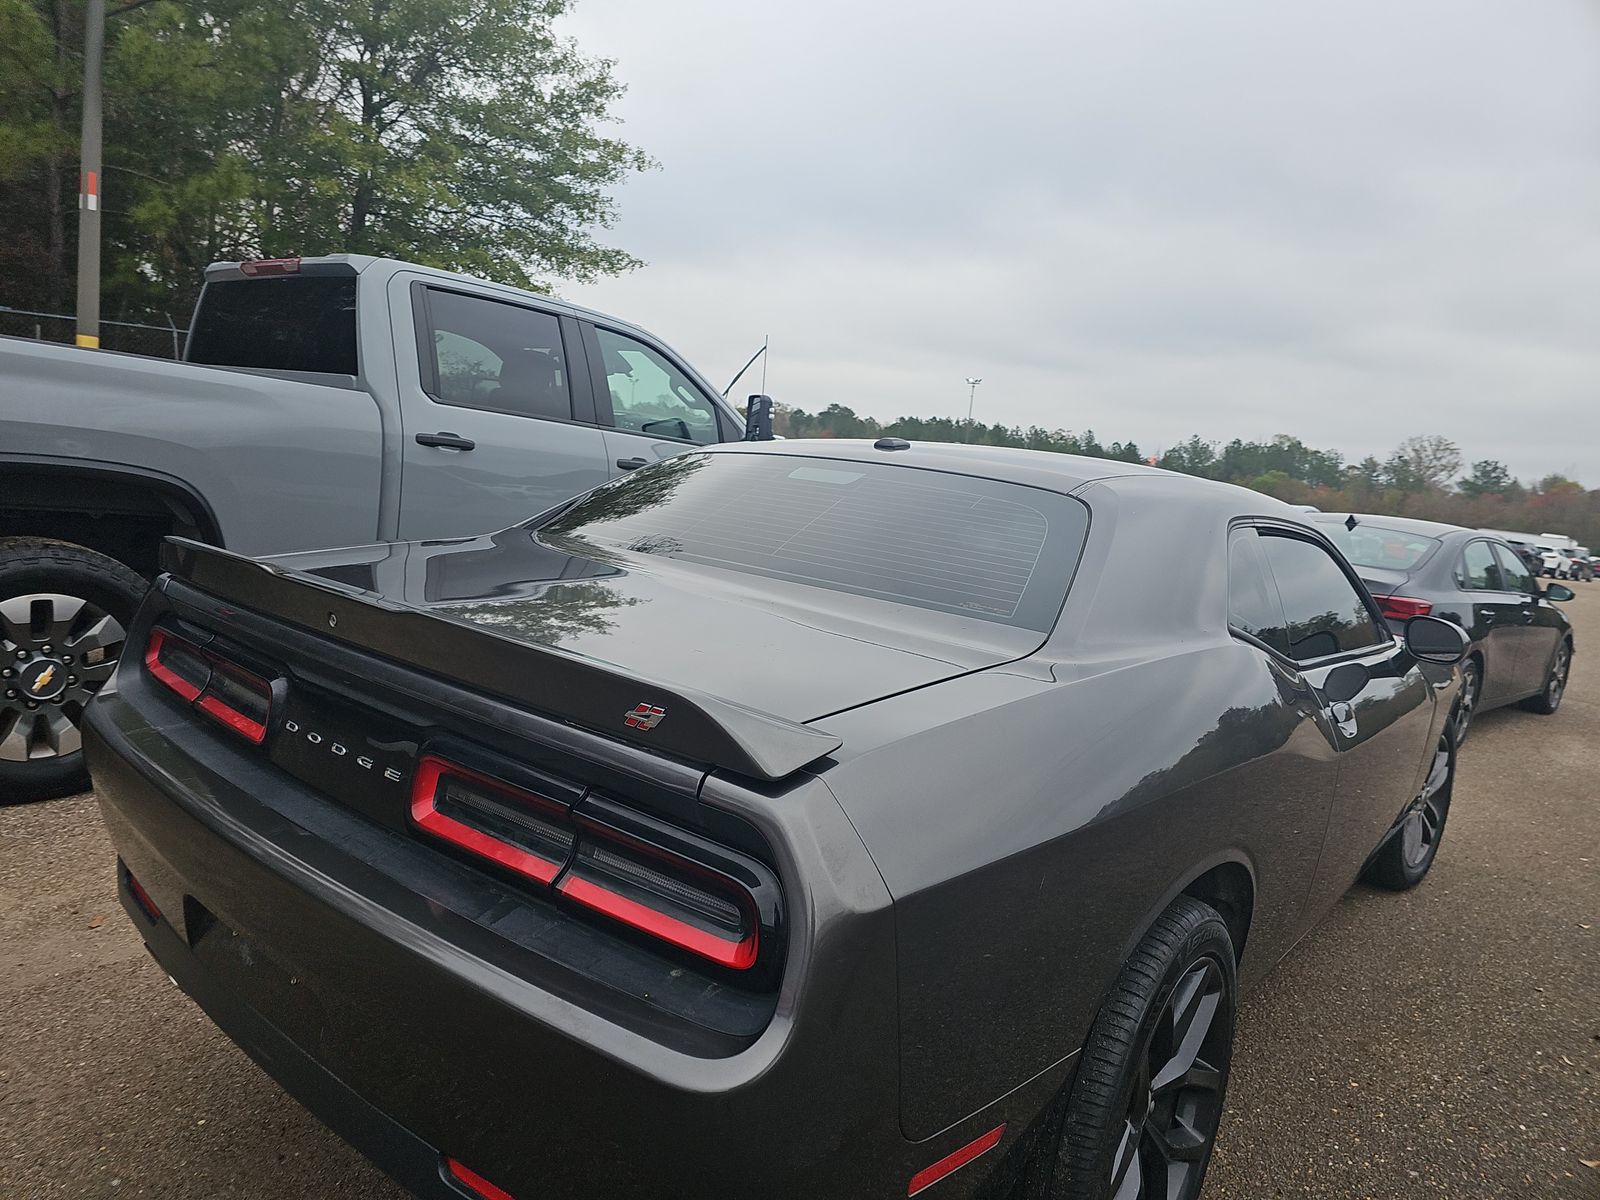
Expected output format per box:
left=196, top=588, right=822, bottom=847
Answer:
left=964, top=377, right=983, bottom=441
left=74, top=0, right=106, bottom=349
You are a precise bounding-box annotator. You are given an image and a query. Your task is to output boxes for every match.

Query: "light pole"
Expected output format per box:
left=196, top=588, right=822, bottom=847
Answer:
left=74, top=0, right=107, bottom=349
left=964, top=377, right=982, bottom=441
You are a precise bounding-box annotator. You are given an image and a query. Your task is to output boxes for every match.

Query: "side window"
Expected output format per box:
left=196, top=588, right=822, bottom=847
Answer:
left=1227, top=529, right=1290, bottom=656
left=424, top=290, right=572, bottom=421
left=1458, top=540, right=1502, bottom=591
left=1492, top=543, right=1537, bottom=594
left=593, top=327, right=720, bottom=445
left=1259, top=533, right=1387, bottom=661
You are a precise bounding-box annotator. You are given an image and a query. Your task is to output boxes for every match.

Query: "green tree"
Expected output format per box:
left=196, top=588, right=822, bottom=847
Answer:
left=0, top=0, right=648, bottom=320
left=1457, top=460, right=1521, bottom=498
left=1380, top=452, right=1427, bottom=494
left=1157, top=435, right=1219, bottom=478
left=1393, top=434, right=1462, bottom=491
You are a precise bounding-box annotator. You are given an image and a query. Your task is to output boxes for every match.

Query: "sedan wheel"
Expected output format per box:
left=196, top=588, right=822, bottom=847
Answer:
left=1046, top=897, right=1236, bottom=1200
left=1365, top=730, right=1453, bottom=890
left=1452, top=659, right=1479, bottom=747
left=1519, top=640, right=1571, bottom=716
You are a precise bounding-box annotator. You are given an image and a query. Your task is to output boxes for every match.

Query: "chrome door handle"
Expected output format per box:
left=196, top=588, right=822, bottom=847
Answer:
left=1328, top=701, right=1358, bottom=739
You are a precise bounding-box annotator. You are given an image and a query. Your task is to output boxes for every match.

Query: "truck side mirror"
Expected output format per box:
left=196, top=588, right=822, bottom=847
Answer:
left=744, top=394, right=775, bottom=441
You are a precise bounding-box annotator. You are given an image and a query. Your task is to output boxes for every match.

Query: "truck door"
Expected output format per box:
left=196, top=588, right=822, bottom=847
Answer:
left=580, top=323, right=738, bottom=478
left=395, top=285, right=612, bottom=541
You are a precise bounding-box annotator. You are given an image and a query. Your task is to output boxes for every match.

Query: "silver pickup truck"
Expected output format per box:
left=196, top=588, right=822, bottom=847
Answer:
left=0, top=254, right=748, bottom=800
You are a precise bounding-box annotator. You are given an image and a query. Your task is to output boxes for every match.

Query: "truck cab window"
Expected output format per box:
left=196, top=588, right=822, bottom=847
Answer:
left=426, top=290, right=572, bottom=421
left=594, top=327, right=719, bottom=444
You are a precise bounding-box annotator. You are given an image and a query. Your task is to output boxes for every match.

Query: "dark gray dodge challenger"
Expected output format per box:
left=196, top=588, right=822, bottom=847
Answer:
left=84, top=440, right=1470, bottom=1200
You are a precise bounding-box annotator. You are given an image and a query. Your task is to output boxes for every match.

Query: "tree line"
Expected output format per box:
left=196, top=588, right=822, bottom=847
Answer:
left=0, top=0, right=645, bottom=323
left=775, top=404, right=1600, bottom=548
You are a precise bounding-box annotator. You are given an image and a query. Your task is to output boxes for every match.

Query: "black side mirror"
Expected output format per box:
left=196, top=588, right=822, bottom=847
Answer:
left=1404, top=615, right=1470, bottom=665
left=1545, top=583, right=1575, bottom=602
left=743, top=394, right=775, bottom=441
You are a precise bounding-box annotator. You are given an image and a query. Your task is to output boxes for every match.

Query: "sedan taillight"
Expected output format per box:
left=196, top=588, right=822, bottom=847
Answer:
left=145, top=628, right=273, bottom=744
left=1374, top=594, right=1432, bottom=621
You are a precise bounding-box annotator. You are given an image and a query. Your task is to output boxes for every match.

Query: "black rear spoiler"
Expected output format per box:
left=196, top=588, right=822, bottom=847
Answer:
left=159, top=540, right=842, bottom=782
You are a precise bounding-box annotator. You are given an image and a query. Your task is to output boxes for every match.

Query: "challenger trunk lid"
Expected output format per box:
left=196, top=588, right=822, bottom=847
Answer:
left=268, top=527, right=1038, bottom=724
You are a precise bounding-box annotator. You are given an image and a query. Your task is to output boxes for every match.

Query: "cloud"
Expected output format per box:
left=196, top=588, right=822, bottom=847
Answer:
left=558, top=0, right=1600, bottom=484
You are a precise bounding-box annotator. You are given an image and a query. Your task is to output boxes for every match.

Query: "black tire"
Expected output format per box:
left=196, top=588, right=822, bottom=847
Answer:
left=1452, top=656, right=1481, bottom=747
left=0, top=538, right=146, bottom=804
left=1041, top=896, right=1236, bottom=1200
left=1518, top=638, right=1572, bottom=716
left=1364, top=728, right=1453, bottom=891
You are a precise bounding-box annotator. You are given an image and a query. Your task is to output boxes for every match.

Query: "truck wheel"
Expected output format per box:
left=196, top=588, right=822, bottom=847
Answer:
left=0, top=539, right=146, bottom=804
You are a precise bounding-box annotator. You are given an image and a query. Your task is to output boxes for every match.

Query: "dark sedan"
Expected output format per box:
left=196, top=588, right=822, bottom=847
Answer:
left=85, top=442, right=1469, bottom=1200
left=1312, top=513, right=1575, bottom=744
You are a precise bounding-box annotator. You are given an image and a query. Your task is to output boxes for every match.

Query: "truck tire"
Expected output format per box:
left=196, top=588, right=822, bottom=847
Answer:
left=0, top=539, right=146, bottom=804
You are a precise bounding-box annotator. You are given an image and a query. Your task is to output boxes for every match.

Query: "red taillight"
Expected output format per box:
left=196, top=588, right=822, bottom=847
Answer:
left=195, top=659, right=272, bottom=744
left=238, top=256, right=302, bottom=276
left=145, top=627, right=272, bottom=744
left=444, top=1158, right=516, bottom=1200
left=144, top=628, right=208, bottom=702
left=408, top=754, right=766, bottom=972
left=908, top=1123, right=1007, bottom=1196
left=409, top=756, right=574, bottom=886
left=1374, top=594, right=1432, bottom=621
left=125, top=868, right=162, bottom=923
left=556, top=834, right=759, bottom=971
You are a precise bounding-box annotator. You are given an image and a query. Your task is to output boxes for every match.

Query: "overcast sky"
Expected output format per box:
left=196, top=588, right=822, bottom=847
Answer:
left=556, top=0, right=1599, bottom=485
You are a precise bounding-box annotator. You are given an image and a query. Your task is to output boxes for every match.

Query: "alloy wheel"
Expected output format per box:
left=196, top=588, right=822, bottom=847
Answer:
left=1399, top=733, right=1451, bottom=870
left=1453, top=662, right=1479, bottom=746
left=1107, top=957, right=1229, bottom=1200
left=0, top=593, right=124, bottom=762
left=1546, top=644, right=1570, bottom=710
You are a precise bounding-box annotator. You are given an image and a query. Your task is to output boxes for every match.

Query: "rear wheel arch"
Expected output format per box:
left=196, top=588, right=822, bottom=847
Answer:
left=0, top=461, right=223, bottom=577
left=1110, top=854, right=1258, bottom=987
left=1180, top=861, right=1255, bottom=966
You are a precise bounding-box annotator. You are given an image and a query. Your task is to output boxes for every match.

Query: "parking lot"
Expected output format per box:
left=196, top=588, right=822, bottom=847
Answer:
left=0, top=590, right=1595, bottom=1200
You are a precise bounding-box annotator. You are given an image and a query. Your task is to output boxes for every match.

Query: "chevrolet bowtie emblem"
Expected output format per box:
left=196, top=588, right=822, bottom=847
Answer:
left=31, top=665, right=56, bottom=694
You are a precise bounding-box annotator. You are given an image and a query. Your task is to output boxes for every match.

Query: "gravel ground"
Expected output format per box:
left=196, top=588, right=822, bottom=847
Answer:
left=2, top=590, right=1596, bottom=1199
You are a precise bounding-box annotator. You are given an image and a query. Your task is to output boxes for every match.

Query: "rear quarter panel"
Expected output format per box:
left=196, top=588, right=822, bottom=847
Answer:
left=818, top=639, right=1338, bottom=1140
left=0, top=337, right=384, bottom=555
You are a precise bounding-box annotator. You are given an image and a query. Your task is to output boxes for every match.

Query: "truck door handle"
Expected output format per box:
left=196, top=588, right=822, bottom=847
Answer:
left=416, top=432, right=475, bottom=451
left=615, top=457, right=648, bottom=471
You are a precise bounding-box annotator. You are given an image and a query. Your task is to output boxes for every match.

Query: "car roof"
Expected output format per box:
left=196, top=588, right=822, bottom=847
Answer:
left=1311, top=512, right=1469, bottom=538
left=705, top=438, right=1294, bottom=507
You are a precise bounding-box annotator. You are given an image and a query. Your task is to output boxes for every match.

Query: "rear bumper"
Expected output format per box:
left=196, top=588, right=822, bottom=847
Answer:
left=120, top=872, right=468, bottom=1199
left=84, top=682, right=1046, bottom=1199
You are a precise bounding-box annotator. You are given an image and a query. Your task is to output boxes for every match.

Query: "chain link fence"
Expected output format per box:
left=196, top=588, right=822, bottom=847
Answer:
left=0, top=306, right=187, bottom=359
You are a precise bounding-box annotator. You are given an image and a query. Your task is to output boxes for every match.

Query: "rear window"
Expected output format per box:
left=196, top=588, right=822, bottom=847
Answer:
left=535, top=452, right=1089, bottom=630
left=186, top=275, right=358, bottom=375
left=1318, top=520, right=1439, bottom=571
